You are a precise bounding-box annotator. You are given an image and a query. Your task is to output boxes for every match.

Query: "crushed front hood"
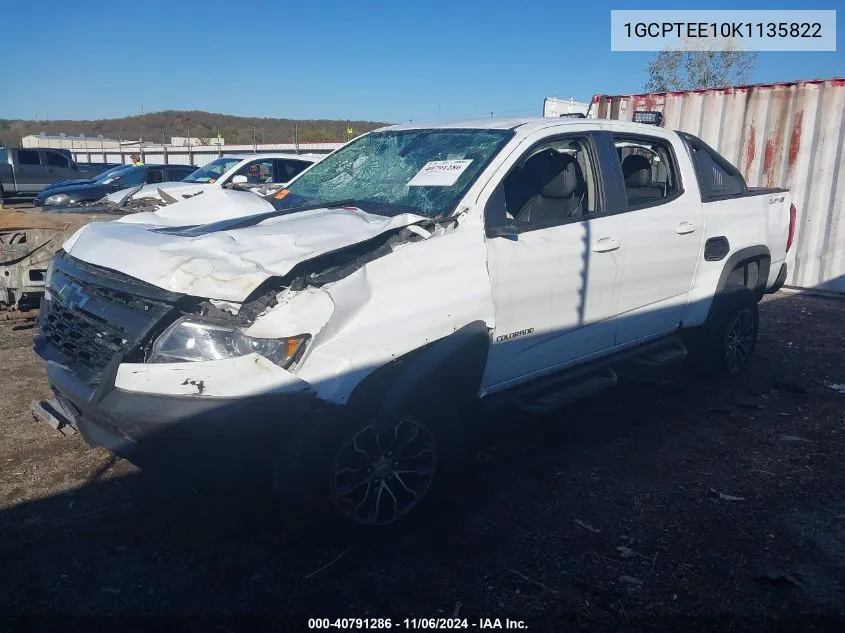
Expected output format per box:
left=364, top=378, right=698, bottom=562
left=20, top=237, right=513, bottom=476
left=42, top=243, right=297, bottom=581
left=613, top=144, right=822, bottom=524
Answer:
left=63, top=206, right=427, bottom=301
left=117, top=188, right=275, bottom=226
left=104, top=182, right=213, bottom=204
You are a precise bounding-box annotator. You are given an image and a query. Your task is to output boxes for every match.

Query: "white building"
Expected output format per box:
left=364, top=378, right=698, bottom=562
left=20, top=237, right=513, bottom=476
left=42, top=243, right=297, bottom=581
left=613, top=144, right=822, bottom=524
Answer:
left=171, top=136, right=225, bottom=147
left=22, top=133, right=123, bottom=150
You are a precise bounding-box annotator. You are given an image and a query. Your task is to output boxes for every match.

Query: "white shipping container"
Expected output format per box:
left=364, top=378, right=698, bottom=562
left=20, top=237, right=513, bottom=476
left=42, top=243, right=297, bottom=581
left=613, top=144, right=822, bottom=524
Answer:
left=591, top=78, right=845, bottom=294
left=543, top=97, right=590, bottom=118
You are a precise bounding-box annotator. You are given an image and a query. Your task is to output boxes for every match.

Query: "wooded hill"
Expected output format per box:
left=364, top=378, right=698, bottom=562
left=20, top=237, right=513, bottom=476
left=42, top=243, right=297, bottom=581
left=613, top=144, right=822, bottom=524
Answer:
left=0, top=110, right=388, bottom=147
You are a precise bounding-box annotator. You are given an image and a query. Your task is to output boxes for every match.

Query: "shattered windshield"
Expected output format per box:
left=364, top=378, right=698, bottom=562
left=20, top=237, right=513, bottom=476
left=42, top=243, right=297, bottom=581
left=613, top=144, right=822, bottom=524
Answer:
left=270, top=128, right=513, bottom=218
left=183, top=157, right=242, bottom=183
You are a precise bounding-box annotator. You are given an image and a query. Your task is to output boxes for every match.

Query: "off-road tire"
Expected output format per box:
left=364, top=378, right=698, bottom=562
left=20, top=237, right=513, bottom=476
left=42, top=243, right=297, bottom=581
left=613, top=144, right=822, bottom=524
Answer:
left=272, top=397, right=464, bottom=541
left=688, top=284, right=760, bottom=379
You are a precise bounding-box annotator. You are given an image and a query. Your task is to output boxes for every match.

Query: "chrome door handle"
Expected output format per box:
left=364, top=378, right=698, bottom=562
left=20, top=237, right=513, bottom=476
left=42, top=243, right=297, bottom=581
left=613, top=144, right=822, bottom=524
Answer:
left=592, top=237, right=621, bottom=253
left=675, top=221, right=696, bottom=235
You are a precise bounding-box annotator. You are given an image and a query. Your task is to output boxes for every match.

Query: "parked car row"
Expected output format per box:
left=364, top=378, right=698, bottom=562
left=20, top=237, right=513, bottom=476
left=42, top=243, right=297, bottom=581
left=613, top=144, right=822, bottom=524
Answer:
left=102, top=153, right=319, bottom=206
left=31, top=115, right=795, bottom=534
left=33, top=164, right=196, bottom=207
left=0, top=146, right=320, bottom=207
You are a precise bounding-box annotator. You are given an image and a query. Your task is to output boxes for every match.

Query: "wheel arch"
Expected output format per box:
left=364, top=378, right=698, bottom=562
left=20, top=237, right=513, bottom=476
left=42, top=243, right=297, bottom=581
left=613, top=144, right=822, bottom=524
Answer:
left=345, top=320, right=491, bottom=427
left=714, top=245, right=771, bottom=300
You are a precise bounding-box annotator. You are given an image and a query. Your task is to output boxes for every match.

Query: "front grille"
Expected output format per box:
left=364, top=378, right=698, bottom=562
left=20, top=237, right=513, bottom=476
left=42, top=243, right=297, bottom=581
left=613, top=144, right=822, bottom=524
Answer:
left=37, top=253, right=175, bottom=384
left=41, top=301, right=128, bottom=374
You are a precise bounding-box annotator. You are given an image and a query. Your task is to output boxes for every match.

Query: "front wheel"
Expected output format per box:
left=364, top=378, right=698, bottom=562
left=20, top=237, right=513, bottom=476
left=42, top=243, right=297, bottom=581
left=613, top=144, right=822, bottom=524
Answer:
left=273, top=399, right=463, bottom=537
left=330, top=413, right=440, bottom=528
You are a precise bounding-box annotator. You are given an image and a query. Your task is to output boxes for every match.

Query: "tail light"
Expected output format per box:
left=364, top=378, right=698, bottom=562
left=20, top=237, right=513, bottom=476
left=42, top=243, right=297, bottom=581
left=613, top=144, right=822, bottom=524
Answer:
left=786, top=203, right=797, bottom=252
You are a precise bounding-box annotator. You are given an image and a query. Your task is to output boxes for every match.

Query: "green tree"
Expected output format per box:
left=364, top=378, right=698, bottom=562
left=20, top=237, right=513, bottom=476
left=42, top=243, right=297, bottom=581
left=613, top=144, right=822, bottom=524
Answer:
left=644, top=38, right=757, bottom=92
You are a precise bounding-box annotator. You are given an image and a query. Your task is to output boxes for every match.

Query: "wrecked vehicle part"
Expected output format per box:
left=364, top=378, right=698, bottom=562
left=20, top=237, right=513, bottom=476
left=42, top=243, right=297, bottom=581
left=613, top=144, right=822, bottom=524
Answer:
left=29, top=125, right=524, bottom=531
left=293, top=220, right=495, bottom=404
left=44, top=183, right=202, bottom=217
left=155, top=187, right=180, bottom=205
left=224, top=181, right=285, bottom=197
left=39, top=126, right=508, bottom=405
left=61, top=206, right=431, bottom=302
left=148, top=315, right=310, bottom=367
left=0, top=210, right=111, bottom=310
left=116, top=188, right=274, bottom=227
left=115, top=353, right=311, bottom=398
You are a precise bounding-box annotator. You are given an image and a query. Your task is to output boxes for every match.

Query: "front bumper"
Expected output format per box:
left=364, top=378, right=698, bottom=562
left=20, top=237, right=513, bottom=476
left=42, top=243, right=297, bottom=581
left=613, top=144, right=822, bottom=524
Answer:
left=37, top=339, right=323, bottom=473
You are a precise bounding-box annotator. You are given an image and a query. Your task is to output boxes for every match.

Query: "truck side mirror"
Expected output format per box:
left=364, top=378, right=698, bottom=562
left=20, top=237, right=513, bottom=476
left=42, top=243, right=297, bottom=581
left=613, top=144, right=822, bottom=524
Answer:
left=485, top=224, right=522, bottom=239
left=231, top=175, right=248, bottom=185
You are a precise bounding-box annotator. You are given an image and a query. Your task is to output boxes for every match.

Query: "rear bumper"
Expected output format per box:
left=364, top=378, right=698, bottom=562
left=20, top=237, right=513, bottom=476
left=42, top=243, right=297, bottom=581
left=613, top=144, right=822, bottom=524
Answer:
left=765, top=262, right=788, bottom=294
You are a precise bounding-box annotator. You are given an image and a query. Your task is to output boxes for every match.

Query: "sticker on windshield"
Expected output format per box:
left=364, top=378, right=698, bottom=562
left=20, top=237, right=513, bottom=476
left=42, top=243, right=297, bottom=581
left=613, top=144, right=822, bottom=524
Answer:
left=407, top=159, right=473, bottom=187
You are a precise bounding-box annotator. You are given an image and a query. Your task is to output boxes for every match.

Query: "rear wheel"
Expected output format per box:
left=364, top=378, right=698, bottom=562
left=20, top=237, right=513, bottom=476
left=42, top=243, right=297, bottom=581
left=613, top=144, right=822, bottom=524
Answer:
left=688, top=284, right=760, bottom=379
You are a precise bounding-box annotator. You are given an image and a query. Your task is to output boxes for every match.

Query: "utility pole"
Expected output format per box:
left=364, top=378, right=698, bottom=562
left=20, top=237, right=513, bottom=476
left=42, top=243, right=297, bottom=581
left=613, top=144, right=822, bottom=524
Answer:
left=139, top=104, right=144, bottom=143
left=294, top=123, right=299, bottom=154
left=251, top=124, right=256, bottom=152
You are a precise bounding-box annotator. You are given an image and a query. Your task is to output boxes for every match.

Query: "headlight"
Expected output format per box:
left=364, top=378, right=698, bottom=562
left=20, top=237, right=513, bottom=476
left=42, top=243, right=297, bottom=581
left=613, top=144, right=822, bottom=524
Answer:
left=149, top=317, right=309, bottom=368
left=44, top=194, right=70, bottom=206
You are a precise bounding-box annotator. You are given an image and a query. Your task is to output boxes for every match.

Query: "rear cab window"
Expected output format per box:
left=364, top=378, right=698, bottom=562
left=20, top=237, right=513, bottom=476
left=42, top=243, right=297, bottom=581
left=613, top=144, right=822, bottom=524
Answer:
left=678, top=132, right=747, bottom=200
left=17, top=149, right=41, bottom=166
left=145, top=169, right=164, bottom=184
left=610, top=134, right=682, bottom=209
left=45, top=151, right=70, bottom=168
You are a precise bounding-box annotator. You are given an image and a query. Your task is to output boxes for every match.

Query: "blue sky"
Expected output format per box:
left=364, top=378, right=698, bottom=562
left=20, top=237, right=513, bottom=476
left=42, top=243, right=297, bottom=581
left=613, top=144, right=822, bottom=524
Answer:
left=2, top=0, right=842, bottom=123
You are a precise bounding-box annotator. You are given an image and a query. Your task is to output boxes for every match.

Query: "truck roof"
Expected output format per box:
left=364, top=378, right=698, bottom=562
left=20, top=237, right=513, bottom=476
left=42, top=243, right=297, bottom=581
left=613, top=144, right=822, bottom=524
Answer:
left=382, top=117, right=676, bottom=137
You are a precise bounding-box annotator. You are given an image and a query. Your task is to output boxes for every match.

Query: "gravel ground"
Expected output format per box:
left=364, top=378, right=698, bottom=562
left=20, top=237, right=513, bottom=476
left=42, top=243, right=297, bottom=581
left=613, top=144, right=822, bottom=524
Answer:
left=1, top=291, right=844, bottom=632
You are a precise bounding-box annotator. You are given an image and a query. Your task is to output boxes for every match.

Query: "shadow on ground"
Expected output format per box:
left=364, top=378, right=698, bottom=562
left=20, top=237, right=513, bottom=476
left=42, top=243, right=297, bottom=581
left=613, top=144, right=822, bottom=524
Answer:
left=1, top=292, right=844, bottom=632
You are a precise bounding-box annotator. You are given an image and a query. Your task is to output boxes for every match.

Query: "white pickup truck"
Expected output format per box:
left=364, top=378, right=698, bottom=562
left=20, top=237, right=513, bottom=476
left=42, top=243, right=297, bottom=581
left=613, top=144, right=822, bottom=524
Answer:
left=34, top=116, right=795, bottom=533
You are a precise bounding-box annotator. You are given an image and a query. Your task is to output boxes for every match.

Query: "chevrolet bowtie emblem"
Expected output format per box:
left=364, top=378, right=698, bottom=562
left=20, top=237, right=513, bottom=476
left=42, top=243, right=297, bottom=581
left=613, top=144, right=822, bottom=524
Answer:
left=57, top=282, right=90, bottom=311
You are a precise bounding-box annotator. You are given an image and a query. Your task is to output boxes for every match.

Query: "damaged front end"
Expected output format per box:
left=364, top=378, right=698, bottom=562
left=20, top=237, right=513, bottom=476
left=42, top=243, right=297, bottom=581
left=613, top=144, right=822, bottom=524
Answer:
left=32, top=215, right=443, bottom=452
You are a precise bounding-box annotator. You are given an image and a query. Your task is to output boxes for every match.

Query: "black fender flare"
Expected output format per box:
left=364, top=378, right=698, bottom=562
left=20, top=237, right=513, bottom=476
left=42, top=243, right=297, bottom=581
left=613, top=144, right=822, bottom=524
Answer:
left=714, top=245, right=771, bottom=298
left=345, top=320, right=490, bottom=429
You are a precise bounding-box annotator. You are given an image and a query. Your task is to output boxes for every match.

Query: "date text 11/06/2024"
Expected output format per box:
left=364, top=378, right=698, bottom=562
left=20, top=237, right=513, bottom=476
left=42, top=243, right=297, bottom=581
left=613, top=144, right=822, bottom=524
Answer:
left=307, top=618, right=529, bottom=630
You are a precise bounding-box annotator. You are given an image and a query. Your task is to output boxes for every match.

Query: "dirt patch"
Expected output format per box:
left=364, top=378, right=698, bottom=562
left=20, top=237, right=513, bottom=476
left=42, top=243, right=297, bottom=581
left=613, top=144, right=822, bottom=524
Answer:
left=0, top=292, right=844, bottom=631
